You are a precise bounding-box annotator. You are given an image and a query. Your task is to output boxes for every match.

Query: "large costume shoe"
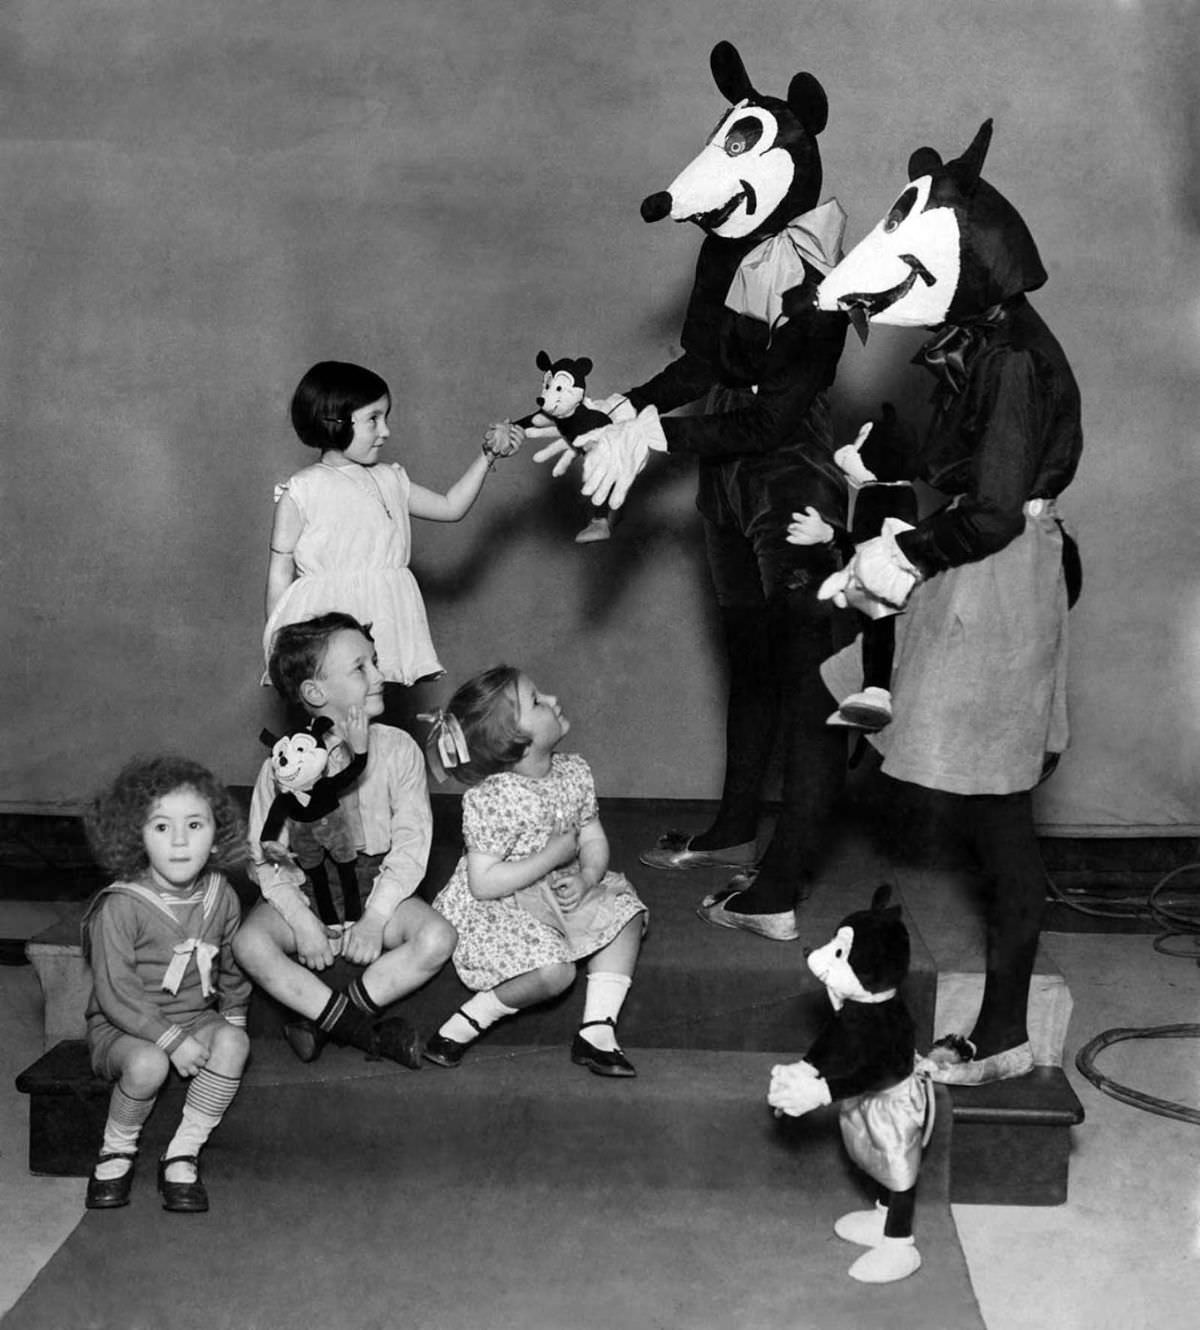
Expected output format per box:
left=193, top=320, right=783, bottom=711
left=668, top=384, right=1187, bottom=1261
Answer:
left=639, top=832, right=759, bottom=872
left=571, top=1019, right=637, bottom=1078
left=158, top=1155, right=208, bottom=1214
left=827, top=686, right=893, bottom=731
left=917, top=1035, right=1035, bottom=1085
left=847, top=1237, right=922, bottom=1284
left=834, top=1204, right=887, bottom=1247
left=696, top=887, right=800, bottom=942
left=85, top=1152, right=136, bottom=1210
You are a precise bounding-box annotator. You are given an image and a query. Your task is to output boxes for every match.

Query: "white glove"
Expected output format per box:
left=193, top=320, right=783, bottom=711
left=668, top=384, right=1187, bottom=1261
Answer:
left=834, top=421, right=879, bottom=486
left=580, top=406, right=667, bottom=510
left=768, top=1061, right=833, bottom=1118
left=787, top=506, right=835, bottom=546
left=818, top=518, right=919, bottom=619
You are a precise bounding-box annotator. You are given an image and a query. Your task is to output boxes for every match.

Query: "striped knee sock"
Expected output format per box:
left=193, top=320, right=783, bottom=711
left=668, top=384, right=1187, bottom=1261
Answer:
left=346, top=975, right=383, bottom=1017
left=164, top=1068, right=242, bottom=1163
left=96, top=1084, right=157, bottom=1178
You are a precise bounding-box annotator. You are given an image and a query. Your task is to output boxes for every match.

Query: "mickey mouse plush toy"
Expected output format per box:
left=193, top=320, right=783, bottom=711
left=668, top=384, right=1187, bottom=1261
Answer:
left=768, top=886, right=932, bottom=1284
left=258, top=717, right=368, bottom=927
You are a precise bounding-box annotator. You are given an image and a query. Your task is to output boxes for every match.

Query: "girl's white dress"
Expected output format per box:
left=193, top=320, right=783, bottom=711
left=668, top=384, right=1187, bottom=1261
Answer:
left=263, top=461, right=442, bottom=685
left=434, top=753, right=646, bottom=992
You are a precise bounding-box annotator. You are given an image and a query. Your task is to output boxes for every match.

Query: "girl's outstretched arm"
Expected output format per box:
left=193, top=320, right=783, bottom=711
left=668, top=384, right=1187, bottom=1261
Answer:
left=265, top=491, right=303, bottom=618
left=407, top=423, right=521, bottom=523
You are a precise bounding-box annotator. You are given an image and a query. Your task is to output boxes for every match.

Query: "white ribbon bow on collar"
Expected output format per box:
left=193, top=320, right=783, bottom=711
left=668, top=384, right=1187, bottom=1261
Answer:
left=162, top=939, right=219, bottom=997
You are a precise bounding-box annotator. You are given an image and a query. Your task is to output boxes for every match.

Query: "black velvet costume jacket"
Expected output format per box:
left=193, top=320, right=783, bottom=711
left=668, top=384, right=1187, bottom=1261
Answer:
left=804, top=995, right=917, bottom=1100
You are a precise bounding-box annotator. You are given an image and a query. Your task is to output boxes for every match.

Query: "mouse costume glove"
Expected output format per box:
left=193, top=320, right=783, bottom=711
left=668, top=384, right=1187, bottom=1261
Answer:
left=768, top=1060, right=833, bottom=1117
left=579, top=406, right=667, bottom=510
left=819, top=518, right=920, bottom=619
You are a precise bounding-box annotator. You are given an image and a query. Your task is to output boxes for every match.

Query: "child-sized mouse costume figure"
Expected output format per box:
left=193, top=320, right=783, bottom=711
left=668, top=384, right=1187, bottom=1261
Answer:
left=768, top=886, right=932, bottom=1284
left=531, top=41, right=851, bottom=938
left=515, top=352, right=616, bottom=543
left=816, top=121, right=1083, bottom=1084
left=258, top=717, right=368, bottom=927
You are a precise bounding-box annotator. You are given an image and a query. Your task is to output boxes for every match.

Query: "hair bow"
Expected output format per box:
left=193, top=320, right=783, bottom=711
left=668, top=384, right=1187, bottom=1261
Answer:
left=418, top=710, right=471, bottom=783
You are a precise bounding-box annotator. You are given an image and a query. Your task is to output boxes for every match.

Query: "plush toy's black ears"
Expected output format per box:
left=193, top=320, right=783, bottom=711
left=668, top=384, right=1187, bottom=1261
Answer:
left=575, top=357, right=593, bottom=378
left=535, top=350, right=552, bottom=371
left=787, top=72, right=828, bottom=138
left=711, top=41, right=755, bottom=103
left=870, top=883, right=894, bottom=912
left=259, top=727, right=279, bottom=750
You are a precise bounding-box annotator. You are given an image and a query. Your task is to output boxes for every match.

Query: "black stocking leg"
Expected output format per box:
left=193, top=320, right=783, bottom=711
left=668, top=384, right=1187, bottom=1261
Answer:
left=963, top=790, right=1046, bottom=1058
left=305, top=861, right=340, bottom=927
left=883, top=1186, right=916, bottom=1239
left=736, top=599, right=844, bottom=913
left=336, top=858, right=363, bottom=923
left=689, top=604, right=777, bottom=853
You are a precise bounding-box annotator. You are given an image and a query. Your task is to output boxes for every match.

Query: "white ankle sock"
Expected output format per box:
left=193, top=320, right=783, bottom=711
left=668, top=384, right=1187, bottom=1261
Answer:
left=579, top=972, right=632, bottom=1051
left=440, top=990, right=518, bottom=1043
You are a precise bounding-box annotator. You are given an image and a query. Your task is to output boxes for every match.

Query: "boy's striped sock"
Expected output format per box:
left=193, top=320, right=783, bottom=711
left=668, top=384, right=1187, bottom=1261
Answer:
left=95, top=1085, right=157, bottom=1179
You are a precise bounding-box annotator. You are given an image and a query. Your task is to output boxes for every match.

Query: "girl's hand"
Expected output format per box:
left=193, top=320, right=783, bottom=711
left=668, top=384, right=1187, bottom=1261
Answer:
left=787, top=506, right=835, bottom=546
left=170, top=1036, right=210, bottom=1078
left=551, top=872, right=592, bottom=912
left=340, top=912, right=385, bottom=966
left=344, top=704, right=370, bottom=756
left=294, top=914, right=337, bottom=971
left=484, top=420, right=523, bottom=460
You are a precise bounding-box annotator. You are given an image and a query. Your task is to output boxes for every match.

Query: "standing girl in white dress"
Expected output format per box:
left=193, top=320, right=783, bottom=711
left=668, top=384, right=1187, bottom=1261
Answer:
left=264, top=360, right=520, bottom=698
left=422, top=665, right=647, bottom=1077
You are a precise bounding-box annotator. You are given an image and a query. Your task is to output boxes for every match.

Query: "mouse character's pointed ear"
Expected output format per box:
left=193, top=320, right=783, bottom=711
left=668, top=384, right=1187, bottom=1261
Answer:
left=711, top=41, right=754, bottom=103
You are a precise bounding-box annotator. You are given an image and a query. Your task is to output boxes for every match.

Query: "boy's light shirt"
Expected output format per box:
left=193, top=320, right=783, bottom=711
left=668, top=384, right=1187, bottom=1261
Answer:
left=248, top=723, right=432, bottom=925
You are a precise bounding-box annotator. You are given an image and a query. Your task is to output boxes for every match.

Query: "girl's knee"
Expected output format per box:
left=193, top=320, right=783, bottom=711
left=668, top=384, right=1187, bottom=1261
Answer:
left=538, top=962, right=576, bottom=998
left=416, top=913, right=457, bottom=966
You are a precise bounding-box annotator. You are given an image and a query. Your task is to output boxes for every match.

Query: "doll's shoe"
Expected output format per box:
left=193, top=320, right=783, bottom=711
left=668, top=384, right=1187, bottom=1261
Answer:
left=575, top=515, right=613, bottom=543
left=834, top=1204, right=888, bottom=1247
left=847, top=1237, right=922, bottom=1284
left=640, top=832, right=759, bottom=872
left=85, top=1152, right=136, bottom=1210
left=571, top=1019, right=637, bottom=1078
left=827, top=687, right=893, bottom=731
left=918, top=1039, right=1035, bottom=1085
left=158, top=1155, right=208, bottom=1213
left=696, top=887, right=800, bottom=942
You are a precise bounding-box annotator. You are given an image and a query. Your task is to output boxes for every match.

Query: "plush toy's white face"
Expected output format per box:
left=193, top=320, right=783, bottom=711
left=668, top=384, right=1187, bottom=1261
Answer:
left=662, top=100, right=797, bottom=240
left=807, top=925, right=872, bottom=1004
left=271, top=732, right=328, bottom=795
left=817, top=174, right=961, bottom=334
left=537, top=370, right=586, bottom=421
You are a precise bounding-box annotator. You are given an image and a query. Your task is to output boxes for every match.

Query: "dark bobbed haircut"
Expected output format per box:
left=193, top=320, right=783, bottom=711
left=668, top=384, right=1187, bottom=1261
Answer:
left=290, top=360, right=390, bottom=452
left=441, top=664, right=531, bottom=786
left=84, top=754, right=247, bottom=883
left=267, top=611, right=374, bottom=707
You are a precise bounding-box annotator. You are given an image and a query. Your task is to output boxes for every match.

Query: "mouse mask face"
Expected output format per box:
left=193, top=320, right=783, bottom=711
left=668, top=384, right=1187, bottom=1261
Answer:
left=817, top=120, right=1046, bottom=339
left=639, top=41, right=828, bottom=242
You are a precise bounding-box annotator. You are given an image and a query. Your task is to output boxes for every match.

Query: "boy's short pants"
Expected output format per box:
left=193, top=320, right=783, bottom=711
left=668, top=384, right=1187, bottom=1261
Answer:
left=87, top=1008, right=234, bottom=1080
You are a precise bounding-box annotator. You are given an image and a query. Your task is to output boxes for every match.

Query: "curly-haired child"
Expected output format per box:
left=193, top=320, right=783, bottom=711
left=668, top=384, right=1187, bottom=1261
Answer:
left=81, top=755, right=251, bottom=1214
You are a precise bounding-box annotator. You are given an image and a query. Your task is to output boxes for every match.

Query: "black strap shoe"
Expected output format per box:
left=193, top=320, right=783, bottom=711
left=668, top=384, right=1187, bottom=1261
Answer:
left=85, top=1152, right=136, bottom=1209
left=158, top=1155, right=208, bottom=1213
left=571, top=1018, right=637, bottom=1078
left=423, top=1009, right=484, bottom=1068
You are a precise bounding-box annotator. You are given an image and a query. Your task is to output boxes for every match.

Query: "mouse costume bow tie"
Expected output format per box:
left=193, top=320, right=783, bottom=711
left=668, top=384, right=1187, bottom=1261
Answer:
left=913, top=302, right=1008, bottom=397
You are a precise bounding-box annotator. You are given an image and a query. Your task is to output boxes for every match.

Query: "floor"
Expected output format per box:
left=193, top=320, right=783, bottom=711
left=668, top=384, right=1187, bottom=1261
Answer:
left=2, top=842, right=1199, bottom=1328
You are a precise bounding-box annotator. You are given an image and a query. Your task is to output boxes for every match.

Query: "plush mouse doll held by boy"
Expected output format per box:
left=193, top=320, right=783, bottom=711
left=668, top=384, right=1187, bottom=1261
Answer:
left=236, top=611, right=455, bottom=1068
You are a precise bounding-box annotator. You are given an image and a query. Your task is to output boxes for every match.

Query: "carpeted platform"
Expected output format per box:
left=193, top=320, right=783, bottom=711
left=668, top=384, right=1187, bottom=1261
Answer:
left=5, top=1045, right=981, bottom=1330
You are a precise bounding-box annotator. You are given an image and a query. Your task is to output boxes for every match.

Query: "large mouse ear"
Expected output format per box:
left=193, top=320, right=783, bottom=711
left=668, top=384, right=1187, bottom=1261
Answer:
left=536, top=350, right=552, bottom=371
left=908, top=146, right=943, bottom=180
left=954, top=118, right=994, bottom=192
left=711, top=41, right=754, bottom=103
left=787, top=72, right=828, bottom=137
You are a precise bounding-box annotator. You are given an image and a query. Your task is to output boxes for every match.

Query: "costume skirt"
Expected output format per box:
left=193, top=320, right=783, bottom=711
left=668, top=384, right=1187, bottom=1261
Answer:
left=822, top=503, right=1069, bottom=794
left=838, top=1072, right=932, bottom=1193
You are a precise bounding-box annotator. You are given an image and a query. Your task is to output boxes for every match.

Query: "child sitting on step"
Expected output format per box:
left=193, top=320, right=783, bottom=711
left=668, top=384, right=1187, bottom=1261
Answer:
left=236, top=611, right=455, bottom=1067
left=81, top=755, right=251, bottom=1214
left=422, top=665, right=647, bottom=1076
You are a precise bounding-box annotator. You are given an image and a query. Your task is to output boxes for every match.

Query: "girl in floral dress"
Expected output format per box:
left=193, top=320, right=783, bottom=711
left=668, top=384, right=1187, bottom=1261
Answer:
left=423, top=666, right=646, bottom=1076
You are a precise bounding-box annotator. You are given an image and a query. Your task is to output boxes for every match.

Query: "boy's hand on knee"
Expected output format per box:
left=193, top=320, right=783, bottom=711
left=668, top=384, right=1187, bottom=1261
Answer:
left=340, top=911, right=385, bottom=965
left=171, top=1036, right=209, bottom=1078
left=294, top=914, right=337, bottom=970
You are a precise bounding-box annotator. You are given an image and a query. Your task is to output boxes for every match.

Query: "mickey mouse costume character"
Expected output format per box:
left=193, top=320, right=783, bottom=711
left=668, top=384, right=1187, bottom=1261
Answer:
left=768, top=886, right=932, bottom=1284
left=532, top=41, right=851, bottom=938
left=816, top=121, right=1083, bottom=1083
